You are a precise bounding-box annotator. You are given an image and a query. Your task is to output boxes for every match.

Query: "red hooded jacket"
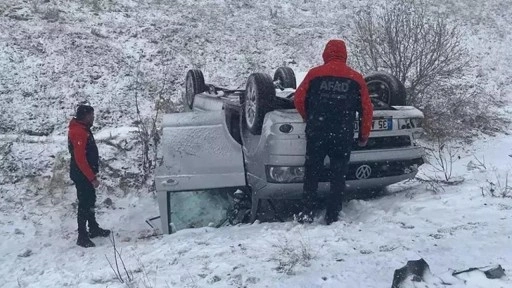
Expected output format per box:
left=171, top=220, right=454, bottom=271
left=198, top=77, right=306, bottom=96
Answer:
left=68, top=118, right=99, bottom=182
left=294, top=40, right=373, bottom=141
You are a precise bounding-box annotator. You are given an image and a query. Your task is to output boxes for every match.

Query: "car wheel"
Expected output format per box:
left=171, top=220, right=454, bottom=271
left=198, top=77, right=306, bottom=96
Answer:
left=184, top=69, right=206, bottom=110
left=273, top=67, right=296, bottom=89
left=242, top=73, right=276, bottom=135
left=365, top=71, right=407, bottom=106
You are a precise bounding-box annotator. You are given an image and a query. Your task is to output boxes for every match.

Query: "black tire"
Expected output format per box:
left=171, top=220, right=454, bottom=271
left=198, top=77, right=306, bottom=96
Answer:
left=184, top=69, right=206, bottom=109
left=273, top=67, right=296, bottom=89
left=241, top=73, right=276, bottom=135
left=365, top=71, right=407, bottom=106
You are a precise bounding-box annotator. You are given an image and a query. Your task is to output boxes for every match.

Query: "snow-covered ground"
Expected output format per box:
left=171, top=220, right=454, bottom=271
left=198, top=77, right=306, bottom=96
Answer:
left=1, top=0, right=512, bottom=287
left=1, top=133, right=512, bottom=287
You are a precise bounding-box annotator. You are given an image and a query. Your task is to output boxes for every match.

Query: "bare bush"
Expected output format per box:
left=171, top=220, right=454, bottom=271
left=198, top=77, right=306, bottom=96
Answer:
left=414, top=176, right=446, bottom=194
left=89, top=0, right=102, bottom=11
left=132, top=61, right=163, bottom=189
left=482, top=169, right=512, bottom=198
left=105, top=234, right=159, bottom=288
left=41, top=7, right=60, bottom=22
left=106, top=234, right=134, bottom=285
left=420, top=138, right=463, bottom=185
left=467, top=154, right=487, bottom=172
left=0, top=142, right=23, bottom=184
left=350, top=0, right=503, bottom=138
left=270, top=234, right=314, bottom=275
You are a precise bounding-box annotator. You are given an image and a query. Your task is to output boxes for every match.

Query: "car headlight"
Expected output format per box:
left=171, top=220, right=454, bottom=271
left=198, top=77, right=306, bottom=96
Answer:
left=266, top=166, right=305, bottom=183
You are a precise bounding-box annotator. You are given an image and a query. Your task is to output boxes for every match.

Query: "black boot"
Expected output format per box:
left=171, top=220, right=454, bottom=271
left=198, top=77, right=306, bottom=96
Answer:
left=325, top=193, right=341, bottom=225
left=89, top=226, right=111, bottom=238
left=77, top=204, right=96, bottom=247
left=87, top=207, right=111, bottom=238
left=77, top=232, right=96, bottom=248
left=325, top=208, right=339, bottom=225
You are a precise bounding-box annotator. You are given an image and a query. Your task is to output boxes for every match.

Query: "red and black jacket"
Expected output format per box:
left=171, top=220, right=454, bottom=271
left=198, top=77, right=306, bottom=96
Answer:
left=68, top=118, right=99, bottom=183
left=294, top=40, right=373, bottom=141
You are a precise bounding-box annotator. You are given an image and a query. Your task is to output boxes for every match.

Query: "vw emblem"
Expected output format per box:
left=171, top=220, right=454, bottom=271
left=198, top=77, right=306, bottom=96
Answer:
left=355, top=165, right=372, bottom=180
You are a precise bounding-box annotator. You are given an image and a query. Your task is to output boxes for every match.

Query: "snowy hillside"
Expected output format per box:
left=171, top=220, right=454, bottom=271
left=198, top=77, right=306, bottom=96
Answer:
left=1, top=0, right=512, bottom=287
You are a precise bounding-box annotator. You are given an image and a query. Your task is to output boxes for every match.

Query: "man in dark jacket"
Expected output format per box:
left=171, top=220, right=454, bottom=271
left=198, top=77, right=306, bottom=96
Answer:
left=294, top=39, right=373, bottom=224
left=68, top=104, right=110, bottom=247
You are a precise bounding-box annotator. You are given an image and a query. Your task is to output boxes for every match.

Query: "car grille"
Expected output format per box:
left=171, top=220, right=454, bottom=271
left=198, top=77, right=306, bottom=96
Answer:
left=319, top=158, right=424, bottom=181
left=351, top=136, right=411, bottom=151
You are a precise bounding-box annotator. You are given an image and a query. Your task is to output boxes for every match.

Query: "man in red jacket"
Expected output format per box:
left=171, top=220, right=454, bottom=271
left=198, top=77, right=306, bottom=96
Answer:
left=294, top=39, right=373, bottom=224
left=68, top=104, right=110, bottom=247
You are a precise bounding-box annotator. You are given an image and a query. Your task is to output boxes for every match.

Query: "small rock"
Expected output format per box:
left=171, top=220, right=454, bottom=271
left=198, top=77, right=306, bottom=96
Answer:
left=245, top=277, right=259, bottom=284
left=103, top=198, right=113, bottom=207
left=18, top=249, right=33, bottom=258
left=14, top=228, right=24, bottom=235
left=399, top=222, right=415, bottom=229
left=429, top=233, right=443, bottom=239
left=207, top=275, right=221, bottom=284
left=360, top=249, right=373, bottom=255
left=322, top=276, right=328, bottom=281
left=484, top=265, right=506, bottom=279
left=379, top=245, right=398, bottom=252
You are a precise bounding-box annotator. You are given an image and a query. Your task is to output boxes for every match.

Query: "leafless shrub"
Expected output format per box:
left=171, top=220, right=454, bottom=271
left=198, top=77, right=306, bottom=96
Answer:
left=132, top=60, right=163, bottom=188
left=0, top=142, right=22, bottom=184
left=350, top=0, right=503, bottom=139
left=417, top=138, right=464, bottom=189
left=89, top=0, right=102, bottom=11
left=42, top=7, right=60, bottom=22
left=270, top=234, right=315, bottom=275
left=105, top=235, right=159, bottom=288
left=270, top=8, right=278, bottom=19
left=351, top=0, right=468, bottom=101
left=414, top=176, right=446, bottom=194
left=105, top=234, right=134, bottom=286
left=30, top=0, right=40, bottom=14
left=467, top=154, right=487, bottom=172
left=136, top=257, right=156, bottom=288
left=481, top=169, right=512, bottom=198
left=423, top=138, right=462, bottom=183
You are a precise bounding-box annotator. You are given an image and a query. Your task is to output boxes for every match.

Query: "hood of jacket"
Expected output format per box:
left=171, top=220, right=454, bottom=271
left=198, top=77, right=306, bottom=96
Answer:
left=322, top=39, right=347, bottom=64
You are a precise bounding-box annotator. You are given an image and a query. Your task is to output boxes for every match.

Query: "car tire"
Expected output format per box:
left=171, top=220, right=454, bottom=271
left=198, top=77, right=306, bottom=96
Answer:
left=273, top=66, right=296, bottom=89
left=241, top=73, right=276, bottom=135
left=184, top=69, right=206, bottom=110
left=365, top=71, right=407, bottom=106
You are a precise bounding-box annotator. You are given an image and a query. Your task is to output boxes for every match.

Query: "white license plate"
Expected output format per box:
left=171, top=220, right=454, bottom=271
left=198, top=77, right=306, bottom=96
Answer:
left=355, top=118, right=392, bottom=131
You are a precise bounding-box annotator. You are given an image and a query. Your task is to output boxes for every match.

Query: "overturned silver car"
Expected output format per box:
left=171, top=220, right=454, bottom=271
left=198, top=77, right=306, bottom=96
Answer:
left=155, top=67, right=425, bottom=233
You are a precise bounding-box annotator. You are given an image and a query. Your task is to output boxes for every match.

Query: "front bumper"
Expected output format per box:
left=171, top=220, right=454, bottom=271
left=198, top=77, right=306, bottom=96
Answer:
left=252, top=157, right=424, bottom=199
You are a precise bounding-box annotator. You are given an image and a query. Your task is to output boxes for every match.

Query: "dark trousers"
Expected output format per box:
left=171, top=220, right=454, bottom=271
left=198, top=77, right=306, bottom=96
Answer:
left=303, top=133, right=351, bottom=213
left=72, top=177, right=98, bottom=234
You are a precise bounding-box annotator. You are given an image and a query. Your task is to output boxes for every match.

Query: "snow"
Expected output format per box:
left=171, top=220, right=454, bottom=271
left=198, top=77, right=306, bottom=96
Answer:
left=1, top=0, right=512, bottom=287
left=2, top=131, right=512, bottom=287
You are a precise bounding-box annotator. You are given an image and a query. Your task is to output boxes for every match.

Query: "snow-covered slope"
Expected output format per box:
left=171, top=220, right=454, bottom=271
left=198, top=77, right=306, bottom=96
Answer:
left=1, top=0, right=512, bottom=287
left=1, top=0, right=510, bottom=135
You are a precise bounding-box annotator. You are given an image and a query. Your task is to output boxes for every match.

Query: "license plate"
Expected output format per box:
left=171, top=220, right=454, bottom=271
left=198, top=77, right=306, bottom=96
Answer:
left=354, top=118, right=392, bottom=131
